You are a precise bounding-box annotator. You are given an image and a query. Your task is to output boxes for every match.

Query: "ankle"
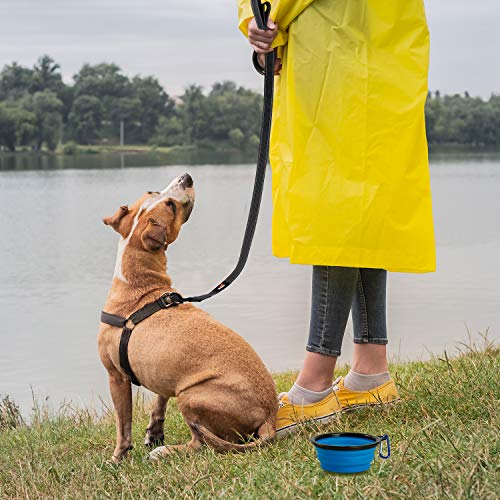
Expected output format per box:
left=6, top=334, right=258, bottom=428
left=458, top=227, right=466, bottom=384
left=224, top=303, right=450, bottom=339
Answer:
left=351, top=344, right=388, bottom=374
left=344, top=370, right=391, bottom=391
left=295, top=376, right=332, bottom=392
left=286, top=382, right=332, bottom=405
left=350, top=363, right=389, bottom=375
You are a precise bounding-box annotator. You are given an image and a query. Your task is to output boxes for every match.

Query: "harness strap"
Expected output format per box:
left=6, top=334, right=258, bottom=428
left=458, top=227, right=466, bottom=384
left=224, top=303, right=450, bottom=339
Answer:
left=101, top=292, right=182, bottom=386
left=118, top=327, right=141, bottom=386
left=101, top=311, right=126, bottom=328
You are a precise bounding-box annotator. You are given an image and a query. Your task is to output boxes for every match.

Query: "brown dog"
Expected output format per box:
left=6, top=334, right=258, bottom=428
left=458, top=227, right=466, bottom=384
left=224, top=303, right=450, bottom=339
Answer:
left=98, top=173, right=277, bottom=462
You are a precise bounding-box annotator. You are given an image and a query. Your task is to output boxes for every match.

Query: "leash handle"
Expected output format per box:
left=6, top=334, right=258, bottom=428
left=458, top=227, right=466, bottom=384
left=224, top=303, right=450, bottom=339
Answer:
left=252, top=0, right=271, bottom=30
left=182, top=0, right=274, bottom=304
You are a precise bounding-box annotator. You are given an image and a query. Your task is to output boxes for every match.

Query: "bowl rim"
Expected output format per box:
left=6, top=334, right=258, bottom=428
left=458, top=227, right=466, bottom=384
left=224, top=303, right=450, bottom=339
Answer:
left=310, top=432, right=383, bottom=451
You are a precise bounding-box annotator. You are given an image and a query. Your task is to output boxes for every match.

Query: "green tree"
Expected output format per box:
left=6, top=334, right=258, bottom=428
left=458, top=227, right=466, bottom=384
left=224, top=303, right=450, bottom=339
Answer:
left=179, top=85, right=210, bottom=144
left=204, top=81, right=262, bottom=148
left=73, top=63, right=131, bottom=100
left=229, top=128, right=244, bottom=148
left=132, top=76, right=174, bottom=143
left=151, top=115, right=184, bottom=146
left=24, top=90, right=63, bottom=151
left=0, top=62, right=33, bottom=100
left=0, top=102, right=36, bottom=151
left=108, top=96, right=142, bottom=136
left=0, top=104, right=18, bottom=151
left=73, top=63, right=141, bottom=140
left=31, top=55, right=64, bottom=94
left=68, top=95, right=103, bottom=144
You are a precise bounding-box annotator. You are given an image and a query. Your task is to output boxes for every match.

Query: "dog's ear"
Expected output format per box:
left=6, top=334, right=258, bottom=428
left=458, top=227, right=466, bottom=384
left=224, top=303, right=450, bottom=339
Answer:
left=102, top=205, right=129, bottom=233
left=141, top=218, right=167, bottom=252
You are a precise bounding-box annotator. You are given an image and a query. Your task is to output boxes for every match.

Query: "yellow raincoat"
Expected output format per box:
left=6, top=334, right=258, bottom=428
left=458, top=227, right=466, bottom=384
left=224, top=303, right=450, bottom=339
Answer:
left=238, top=0, right=436, bottom=273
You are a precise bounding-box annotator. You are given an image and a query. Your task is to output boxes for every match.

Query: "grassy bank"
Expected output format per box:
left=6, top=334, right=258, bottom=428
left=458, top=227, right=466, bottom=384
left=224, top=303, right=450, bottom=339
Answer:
left=1, top=340, right=498, bottom=498
left=67, top=144, right=184, bottom=155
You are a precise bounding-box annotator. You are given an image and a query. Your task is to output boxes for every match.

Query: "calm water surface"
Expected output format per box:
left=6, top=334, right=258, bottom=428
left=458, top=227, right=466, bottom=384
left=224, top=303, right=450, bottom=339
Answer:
left=1, top=154, right=499, bottom=413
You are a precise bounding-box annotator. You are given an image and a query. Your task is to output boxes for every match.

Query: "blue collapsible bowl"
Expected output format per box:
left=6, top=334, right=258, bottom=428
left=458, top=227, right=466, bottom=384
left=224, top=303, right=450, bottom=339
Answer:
left=311, top=432, right=391, bottom=474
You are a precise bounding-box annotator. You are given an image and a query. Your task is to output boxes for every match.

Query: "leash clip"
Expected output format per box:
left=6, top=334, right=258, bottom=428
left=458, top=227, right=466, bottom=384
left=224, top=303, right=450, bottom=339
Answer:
left=158, top=292, right=184, bottom=308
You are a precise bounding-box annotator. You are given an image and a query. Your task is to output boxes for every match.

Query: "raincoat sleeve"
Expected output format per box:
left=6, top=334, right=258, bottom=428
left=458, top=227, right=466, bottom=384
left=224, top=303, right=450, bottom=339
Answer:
left=238, top=0, right=316, bottom=48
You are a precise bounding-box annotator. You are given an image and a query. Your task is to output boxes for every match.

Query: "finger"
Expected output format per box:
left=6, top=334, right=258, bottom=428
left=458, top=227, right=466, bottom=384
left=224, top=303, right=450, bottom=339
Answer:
left=248, top=32, right=276, bottom=43
left=248, top=28, right=277, bottom=41
left=248, top=17, right=277, bottom=36
left=251, top=43, right=274, bottom=54
left=249, top=40, right=272, bottom=52
left=248, top=20, right=278, bottom=35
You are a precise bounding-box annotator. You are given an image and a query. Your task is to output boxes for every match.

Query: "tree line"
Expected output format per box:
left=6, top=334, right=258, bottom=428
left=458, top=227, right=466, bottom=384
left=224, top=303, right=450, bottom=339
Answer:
left=425, top=91, right=500, bottom=147
left=0, top=56, right=262, bottom=153
left=0, top=55, right=499, bottom=152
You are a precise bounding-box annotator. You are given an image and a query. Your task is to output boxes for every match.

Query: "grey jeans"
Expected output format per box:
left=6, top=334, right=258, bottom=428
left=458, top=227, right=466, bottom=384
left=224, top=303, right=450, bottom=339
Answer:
left=307, top=266, right=388, bottom=357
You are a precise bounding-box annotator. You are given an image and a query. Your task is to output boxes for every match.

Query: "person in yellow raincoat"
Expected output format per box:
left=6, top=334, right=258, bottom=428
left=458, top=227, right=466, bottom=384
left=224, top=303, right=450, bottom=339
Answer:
left=238, top=0, right=435, bottom=434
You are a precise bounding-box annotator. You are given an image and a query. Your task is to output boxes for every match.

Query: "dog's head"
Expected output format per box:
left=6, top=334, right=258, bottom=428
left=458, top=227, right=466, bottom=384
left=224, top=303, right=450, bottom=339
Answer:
left=103, top=173, right=195, bottom=253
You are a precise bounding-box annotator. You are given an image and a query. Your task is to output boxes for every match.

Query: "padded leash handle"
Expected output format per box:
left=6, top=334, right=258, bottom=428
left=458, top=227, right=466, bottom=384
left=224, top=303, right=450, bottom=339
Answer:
left=252, top=0, right=271, bottom=30
left=182, top=0, right=274, bottom=304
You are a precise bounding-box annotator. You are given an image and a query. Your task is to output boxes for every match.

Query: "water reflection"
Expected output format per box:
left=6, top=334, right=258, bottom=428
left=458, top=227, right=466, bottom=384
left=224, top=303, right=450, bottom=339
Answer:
left=0, top=149, right=257, bottom=171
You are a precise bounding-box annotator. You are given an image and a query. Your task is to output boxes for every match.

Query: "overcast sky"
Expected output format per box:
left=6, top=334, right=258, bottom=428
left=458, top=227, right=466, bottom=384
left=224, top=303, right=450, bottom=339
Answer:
left=0, top=0, right=498, bottom=97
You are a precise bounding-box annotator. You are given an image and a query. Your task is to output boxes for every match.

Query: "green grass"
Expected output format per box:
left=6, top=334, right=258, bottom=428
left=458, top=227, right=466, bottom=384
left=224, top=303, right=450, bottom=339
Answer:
left=1, top=338, right=498, bottom=499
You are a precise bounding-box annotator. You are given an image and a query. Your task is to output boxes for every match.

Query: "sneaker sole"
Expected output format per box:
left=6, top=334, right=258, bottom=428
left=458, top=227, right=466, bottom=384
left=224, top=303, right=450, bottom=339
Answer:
left=341, top=397, right=402, bottom=413
left=276, top=409, right=342, bottom=438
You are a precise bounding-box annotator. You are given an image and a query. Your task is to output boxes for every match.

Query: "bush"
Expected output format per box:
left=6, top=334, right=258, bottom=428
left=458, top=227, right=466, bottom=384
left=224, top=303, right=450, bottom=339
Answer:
left=0, top=395, right=23, bottom=431
left=62, top=141, right=79, bottom=155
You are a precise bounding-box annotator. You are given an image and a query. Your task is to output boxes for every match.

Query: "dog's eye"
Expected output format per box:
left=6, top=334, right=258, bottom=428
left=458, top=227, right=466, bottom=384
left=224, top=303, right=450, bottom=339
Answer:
left=148, top=218, right=159, bottom=225
left=147, top=191, right=160, bottom=195
left=166, top=200, right=177, bottom=215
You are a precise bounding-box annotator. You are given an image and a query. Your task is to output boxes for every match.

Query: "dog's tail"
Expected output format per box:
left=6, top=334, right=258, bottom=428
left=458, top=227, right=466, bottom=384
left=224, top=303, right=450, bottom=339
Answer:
left=188, top=419, right=275, bottom=453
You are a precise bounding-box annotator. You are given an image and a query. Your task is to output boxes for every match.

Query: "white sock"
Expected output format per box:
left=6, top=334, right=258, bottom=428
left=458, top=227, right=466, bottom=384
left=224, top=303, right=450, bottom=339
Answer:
left=344, top=370, right=391, bottom=391
left=285, top=383, right=333, bottom=405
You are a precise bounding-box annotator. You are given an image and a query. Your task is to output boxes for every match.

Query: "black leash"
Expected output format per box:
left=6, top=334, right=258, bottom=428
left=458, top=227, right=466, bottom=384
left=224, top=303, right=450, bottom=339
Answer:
left=182, top=0, right=274, bottom=303
left=101, top=0, right=275, bottom=386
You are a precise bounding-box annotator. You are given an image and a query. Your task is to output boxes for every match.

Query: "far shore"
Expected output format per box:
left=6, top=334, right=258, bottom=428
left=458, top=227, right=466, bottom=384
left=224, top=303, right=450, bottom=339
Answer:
left=1, top=142, right=500, bottom=158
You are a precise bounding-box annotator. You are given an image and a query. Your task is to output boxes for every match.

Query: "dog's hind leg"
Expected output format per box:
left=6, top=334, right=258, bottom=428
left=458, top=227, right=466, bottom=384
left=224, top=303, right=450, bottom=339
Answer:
left=108, top=373, right=133, bottom=463
left=144, top=395, right=169, bottom=447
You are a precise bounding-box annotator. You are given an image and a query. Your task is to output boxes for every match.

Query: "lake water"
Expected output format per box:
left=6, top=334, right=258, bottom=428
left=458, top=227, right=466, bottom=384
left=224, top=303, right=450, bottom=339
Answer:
left=1, top=152, right=499, bottom=414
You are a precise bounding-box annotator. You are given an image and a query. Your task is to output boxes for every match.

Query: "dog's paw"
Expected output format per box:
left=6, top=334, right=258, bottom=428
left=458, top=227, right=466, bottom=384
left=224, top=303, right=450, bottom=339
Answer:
left=148, top=446, right=167, bottom=461
left=144, top=432, right=164, bottom=448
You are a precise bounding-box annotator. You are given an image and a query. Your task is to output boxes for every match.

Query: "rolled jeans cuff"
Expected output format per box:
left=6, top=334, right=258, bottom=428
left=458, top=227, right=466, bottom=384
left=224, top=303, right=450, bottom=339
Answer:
left=353, top=338, right=388, bottom=345
left=306, top=345, right=341, bottom=357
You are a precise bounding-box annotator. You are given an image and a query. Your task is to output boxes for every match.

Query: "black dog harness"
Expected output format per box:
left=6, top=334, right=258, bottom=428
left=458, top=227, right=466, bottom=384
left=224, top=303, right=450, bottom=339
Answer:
left=101, top=292, right=184, bottom=386
left=101, top=0, right=274, bottom=387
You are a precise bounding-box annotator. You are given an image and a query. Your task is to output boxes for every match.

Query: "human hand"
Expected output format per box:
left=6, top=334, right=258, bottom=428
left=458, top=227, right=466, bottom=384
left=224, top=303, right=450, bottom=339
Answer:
left=257, top=52, right=283, bottom=75
left=248, top=17, right=279, bottom=53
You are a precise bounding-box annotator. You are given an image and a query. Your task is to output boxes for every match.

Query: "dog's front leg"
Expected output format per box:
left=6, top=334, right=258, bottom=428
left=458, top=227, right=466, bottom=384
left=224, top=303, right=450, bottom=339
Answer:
left=144, top=395, right=168, bottom=447
left=108, top=373, right=133, bottom=462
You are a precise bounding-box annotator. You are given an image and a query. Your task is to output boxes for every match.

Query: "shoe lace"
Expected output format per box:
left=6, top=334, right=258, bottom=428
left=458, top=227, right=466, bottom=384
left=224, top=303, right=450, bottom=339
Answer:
left=277, top=392, right=287, bottom=408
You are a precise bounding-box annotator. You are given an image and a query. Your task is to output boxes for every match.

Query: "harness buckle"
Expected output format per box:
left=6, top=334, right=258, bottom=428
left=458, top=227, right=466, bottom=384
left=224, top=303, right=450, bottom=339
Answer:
left=157, top=292, right=184, bottom=309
